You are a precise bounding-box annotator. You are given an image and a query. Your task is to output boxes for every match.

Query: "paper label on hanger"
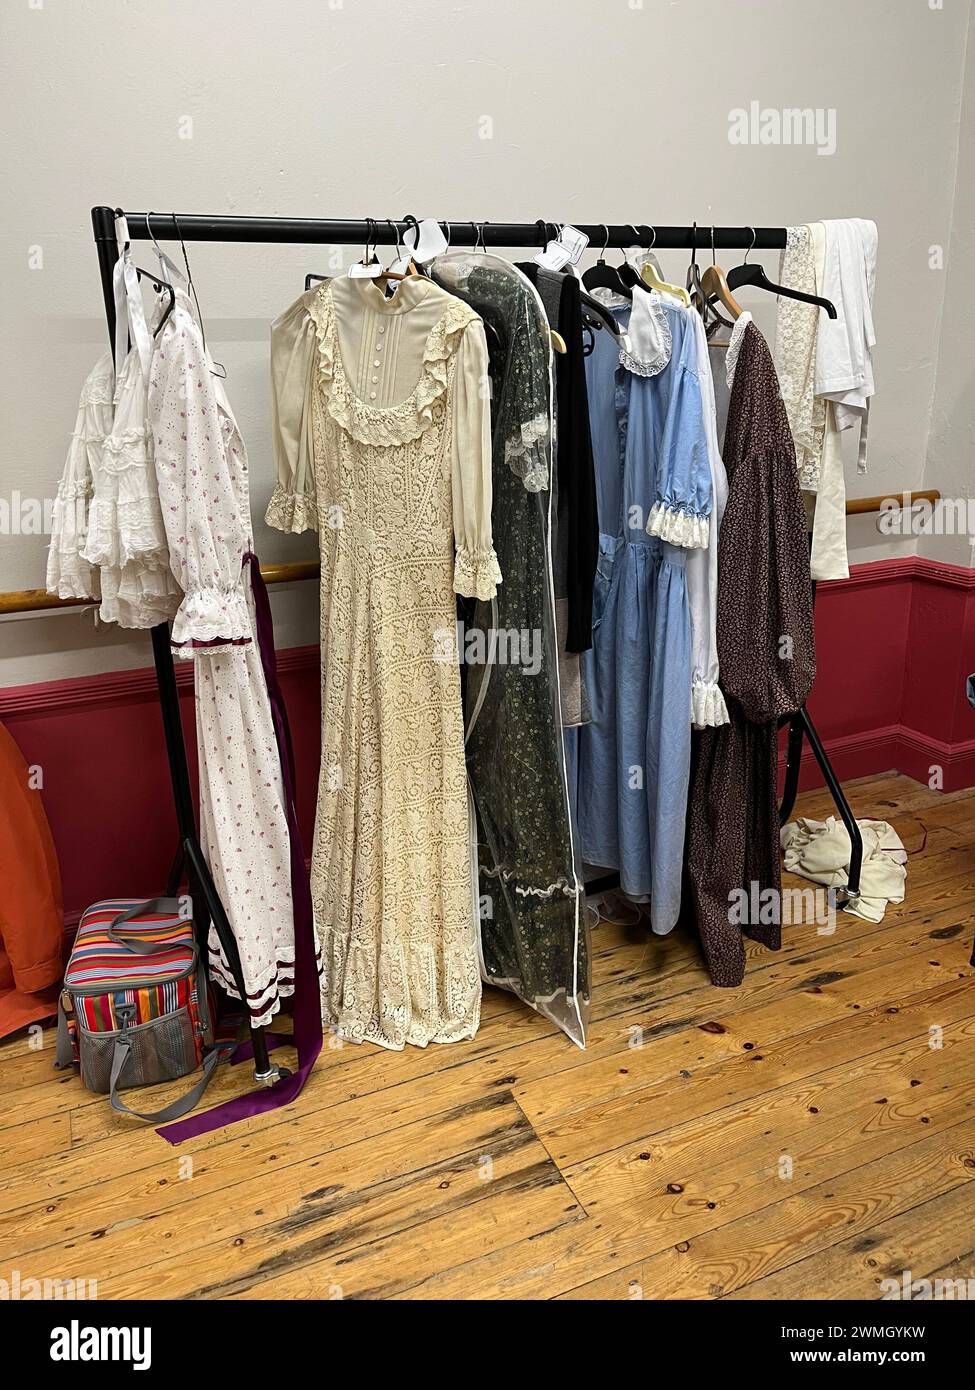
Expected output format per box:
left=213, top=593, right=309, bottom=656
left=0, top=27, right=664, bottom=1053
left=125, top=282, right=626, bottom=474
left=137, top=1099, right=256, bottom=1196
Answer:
left=348, top=258, right=382, bottom=279
left=154, top=248, right=186, bottom=288
left=534, top=224, right=589, bottom=271
left=404, top=218, right=449, bottom=264
left=535, top=240, right=571, bottom=271
left=559, top=225, right=589, bottom=264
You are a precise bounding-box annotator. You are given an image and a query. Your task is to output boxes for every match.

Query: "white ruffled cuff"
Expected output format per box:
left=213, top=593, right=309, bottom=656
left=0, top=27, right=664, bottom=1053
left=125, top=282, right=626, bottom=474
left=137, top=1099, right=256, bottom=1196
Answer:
left=646, top=501, right=709, bottom=550
left=265, top=482, right=319, bottom=534
left=170, top=585, right=252, bottom=656
left=691, top=679, right=730, bottom=730
left=454, top=546, right=502, bottom=601
left=46, top=552, right=99, bottom=602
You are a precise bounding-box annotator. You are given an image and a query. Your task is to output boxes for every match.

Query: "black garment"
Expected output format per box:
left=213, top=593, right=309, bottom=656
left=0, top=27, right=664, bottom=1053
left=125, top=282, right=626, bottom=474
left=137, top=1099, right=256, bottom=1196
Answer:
left=517, top=264, right=598, bottom=653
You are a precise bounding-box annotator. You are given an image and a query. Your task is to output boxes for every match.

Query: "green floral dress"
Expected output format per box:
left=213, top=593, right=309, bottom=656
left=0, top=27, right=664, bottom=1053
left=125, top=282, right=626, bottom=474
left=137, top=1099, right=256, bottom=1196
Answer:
left=432, top=253, right=590, bottom=1045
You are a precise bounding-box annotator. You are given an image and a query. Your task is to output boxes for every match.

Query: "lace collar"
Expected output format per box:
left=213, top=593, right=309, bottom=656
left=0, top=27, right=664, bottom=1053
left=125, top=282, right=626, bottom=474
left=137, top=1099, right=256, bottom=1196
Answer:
left=619, top=286, right=674, bottom=378
left=725, top=311, right=753, bottom=389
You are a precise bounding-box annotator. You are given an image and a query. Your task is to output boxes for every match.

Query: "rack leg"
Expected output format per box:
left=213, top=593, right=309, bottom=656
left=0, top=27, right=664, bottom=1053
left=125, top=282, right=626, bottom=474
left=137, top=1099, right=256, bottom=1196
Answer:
left=166, top=841, right=185, bottom=897
left=794, top=706, right=863, bottom=905
left=779, top=715, right=805, bottom=826
left=182, top=836, right=287, bottom=1084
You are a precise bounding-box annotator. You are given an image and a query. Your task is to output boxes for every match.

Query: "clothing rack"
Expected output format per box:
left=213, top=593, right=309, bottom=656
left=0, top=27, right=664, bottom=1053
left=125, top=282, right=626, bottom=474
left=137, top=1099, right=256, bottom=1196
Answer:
left=88, top=204, right=863, bottom=1033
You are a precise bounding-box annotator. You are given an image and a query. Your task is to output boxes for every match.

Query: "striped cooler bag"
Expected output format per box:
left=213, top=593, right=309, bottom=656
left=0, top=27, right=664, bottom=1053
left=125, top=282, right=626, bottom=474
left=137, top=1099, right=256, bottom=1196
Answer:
left=55, top=897, right=223, bottom=1123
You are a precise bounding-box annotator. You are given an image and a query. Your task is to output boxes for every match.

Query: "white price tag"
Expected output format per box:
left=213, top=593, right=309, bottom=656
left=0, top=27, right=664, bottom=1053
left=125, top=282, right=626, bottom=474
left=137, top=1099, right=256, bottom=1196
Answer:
left=404, top=218, right=449, bottom=264
left=535, top=240, right=571, bottom=271
left=559, top=225, right=589, bottom=264
left=348, top=256, right=382, bottom=279
left=535, top=224, right=589, bottom=271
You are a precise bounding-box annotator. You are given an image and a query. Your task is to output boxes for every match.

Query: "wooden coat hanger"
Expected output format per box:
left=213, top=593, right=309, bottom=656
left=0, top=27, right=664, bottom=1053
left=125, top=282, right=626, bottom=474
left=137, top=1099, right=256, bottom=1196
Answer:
left=700, top=225, right=743, bottom=321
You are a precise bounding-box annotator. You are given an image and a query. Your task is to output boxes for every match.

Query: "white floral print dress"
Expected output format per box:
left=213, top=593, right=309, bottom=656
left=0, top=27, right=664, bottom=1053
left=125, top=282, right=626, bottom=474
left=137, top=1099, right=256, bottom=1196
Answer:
left=149, top=290, right=299, bottom=1027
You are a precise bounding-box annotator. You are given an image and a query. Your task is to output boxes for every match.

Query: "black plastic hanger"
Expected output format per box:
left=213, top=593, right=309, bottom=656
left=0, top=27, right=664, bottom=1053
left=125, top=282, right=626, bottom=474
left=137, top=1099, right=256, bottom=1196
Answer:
left=579, top=287, right=623, bottom=339
left=726, top=227, right=837, bottom=318
left=582, top=224, right=632, bottom=298
left=616, top=226, right=645, bottom=293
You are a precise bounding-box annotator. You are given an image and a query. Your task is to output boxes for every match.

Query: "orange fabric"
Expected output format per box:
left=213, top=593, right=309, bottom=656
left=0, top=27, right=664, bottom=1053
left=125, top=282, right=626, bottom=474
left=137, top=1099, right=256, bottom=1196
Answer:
left=0, top=722, right=64, bottom=1037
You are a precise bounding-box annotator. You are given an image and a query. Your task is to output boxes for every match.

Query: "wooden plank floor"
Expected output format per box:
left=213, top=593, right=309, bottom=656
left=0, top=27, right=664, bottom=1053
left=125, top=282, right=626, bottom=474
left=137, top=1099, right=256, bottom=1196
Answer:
left=2, top=773, right=974, bottom=1300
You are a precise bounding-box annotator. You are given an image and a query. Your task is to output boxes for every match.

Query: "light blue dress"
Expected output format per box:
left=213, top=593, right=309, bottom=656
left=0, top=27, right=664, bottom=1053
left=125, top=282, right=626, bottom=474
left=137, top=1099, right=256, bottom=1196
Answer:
left=575, top=293, right=712, bottom=934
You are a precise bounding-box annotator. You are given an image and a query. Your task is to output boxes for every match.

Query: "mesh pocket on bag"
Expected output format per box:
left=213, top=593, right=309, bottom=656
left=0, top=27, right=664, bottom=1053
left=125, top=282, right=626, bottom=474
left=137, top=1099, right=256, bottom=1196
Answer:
left=78, top=1008, right=198, bottom=1094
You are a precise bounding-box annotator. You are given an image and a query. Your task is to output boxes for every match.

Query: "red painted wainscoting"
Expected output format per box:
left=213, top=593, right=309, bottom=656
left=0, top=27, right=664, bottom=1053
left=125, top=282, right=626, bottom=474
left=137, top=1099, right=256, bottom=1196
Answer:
left=0, top=646, right=320, bottom=929
left=2, top=556, right=973, bottom=926
left=805, top=556, right=975, bottom=795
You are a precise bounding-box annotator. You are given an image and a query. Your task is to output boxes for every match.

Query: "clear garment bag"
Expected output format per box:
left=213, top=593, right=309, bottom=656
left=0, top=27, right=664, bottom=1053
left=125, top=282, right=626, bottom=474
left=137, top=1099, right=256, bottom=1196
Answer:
left=433, top=252, right=591, bottom=1046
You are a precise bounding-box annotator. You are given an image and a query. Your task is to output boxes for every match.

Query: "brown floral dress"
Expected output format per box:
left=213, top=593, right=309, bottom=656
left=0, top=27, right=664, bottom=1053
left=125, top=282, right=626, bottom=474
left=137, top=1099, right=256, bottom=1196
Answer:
left=685, top=316, right=815, bottom=986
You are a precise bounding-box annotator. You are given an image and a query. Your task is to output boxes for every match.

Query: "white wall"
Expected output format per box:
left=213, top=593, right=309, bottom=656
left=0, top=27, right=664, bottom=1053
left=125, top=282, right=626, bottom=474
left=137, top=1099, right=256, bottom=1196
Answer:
left=1, top=0, right=971, bottom=686
left=923, top=0, right=975, bottom=567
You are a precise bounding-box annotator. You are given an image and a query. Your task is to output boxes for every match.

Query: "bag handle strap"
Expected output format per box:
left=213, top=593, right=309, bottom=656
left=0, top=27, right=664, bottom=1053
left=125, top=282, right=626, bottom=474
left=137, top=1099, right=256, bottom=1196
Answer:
left=108, top=897, right=190, bottom=955
left=108, top=1036, right=226, bottom=1123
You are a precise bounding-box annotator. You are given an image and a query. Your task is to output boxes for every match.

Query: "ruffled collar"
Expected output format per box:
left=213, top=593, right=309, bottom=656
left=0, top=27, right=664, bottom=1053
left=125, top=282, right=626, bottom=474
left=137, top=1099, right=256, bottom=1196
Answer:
left=725, top=311, right=753, bottom=388
left=619, top=286, right=675, bottom=377
left=311, top=280, right=477, bottom=446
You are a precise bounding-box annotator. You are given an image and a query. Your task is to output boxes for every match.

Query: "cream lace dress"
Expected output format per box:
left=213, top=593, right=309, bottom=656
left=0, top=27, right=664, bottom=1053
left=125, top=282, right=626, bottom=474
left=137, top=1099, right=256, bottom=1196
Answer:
left=267, top=276, right=500, bottom=1049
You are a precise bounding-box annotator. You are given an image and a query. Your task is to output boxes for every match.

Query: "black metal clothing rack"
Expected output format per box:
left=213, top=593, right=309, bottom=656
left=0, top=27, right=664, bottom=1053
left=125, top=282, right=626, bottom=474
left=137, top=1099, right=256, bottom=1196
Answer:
left=89, top=206, right=862, bottom=1023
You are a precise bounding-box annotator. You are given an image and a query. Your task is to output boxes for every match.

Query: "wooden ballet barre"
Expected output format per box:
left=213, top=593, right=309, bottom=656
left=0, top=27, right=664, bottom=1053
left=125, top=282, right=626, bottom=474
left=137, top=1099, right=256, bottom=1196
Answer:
left=845, top=488, right=940, bottom=517
left=0, top=560, right=321, bottom=616
left=0, top=490, right=942, bottom=616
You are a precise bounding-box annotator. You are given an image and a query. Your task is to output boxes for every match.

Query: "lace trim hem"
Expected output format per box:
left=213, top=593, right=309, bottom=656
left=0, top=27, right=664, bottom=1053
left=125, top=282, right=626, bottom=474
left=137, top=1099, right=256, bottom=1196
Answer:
left=312, top=283, right=478, bottom=447
left=479, top=864, right=583, bottom=903
left=208, top=952, right=294, bottom=1029
left=453, top=545, right=502, bottom=601
left=55, top=477, right=94, bottom=502
left=691, top=679, right=730, bottom=729
left=46, top=559, right=98, bottom=602
left=170, top=585, right=252, bottom=650
left=645, top=500, right=709, bottom=550
left=265, top=481, right=319, bottom=534
left=101, top=428, right=154, bottom=473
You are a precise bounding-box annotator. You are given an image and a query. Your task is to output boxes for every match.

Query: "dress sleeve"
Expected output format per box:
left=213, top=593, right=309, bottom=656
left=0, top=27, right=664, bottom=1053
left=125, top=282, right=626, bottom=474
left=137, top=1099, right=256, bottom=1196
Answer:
left=149, top=314, right=251, bottom=655
left=46, top=355, right=113, bottom=601
left=645, top=359, right=713, bottom=550
left=451, top=320, right=502, bottom=600
left=687, top=453, right=730, bottom=728
left=265, top=294, right=319, bottom=534
left=717, top=341, right=816, bottom=723
left=685, top=319, right=730, bottom=728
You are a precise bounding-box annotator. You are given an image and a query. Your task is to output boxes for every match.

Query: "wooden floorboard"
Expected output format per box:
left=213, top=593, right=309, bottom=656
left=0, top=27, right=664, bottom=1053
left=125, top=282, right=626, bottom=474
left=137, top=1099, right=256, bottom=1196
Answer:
left=1, top=773, right=973, bottom=1300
